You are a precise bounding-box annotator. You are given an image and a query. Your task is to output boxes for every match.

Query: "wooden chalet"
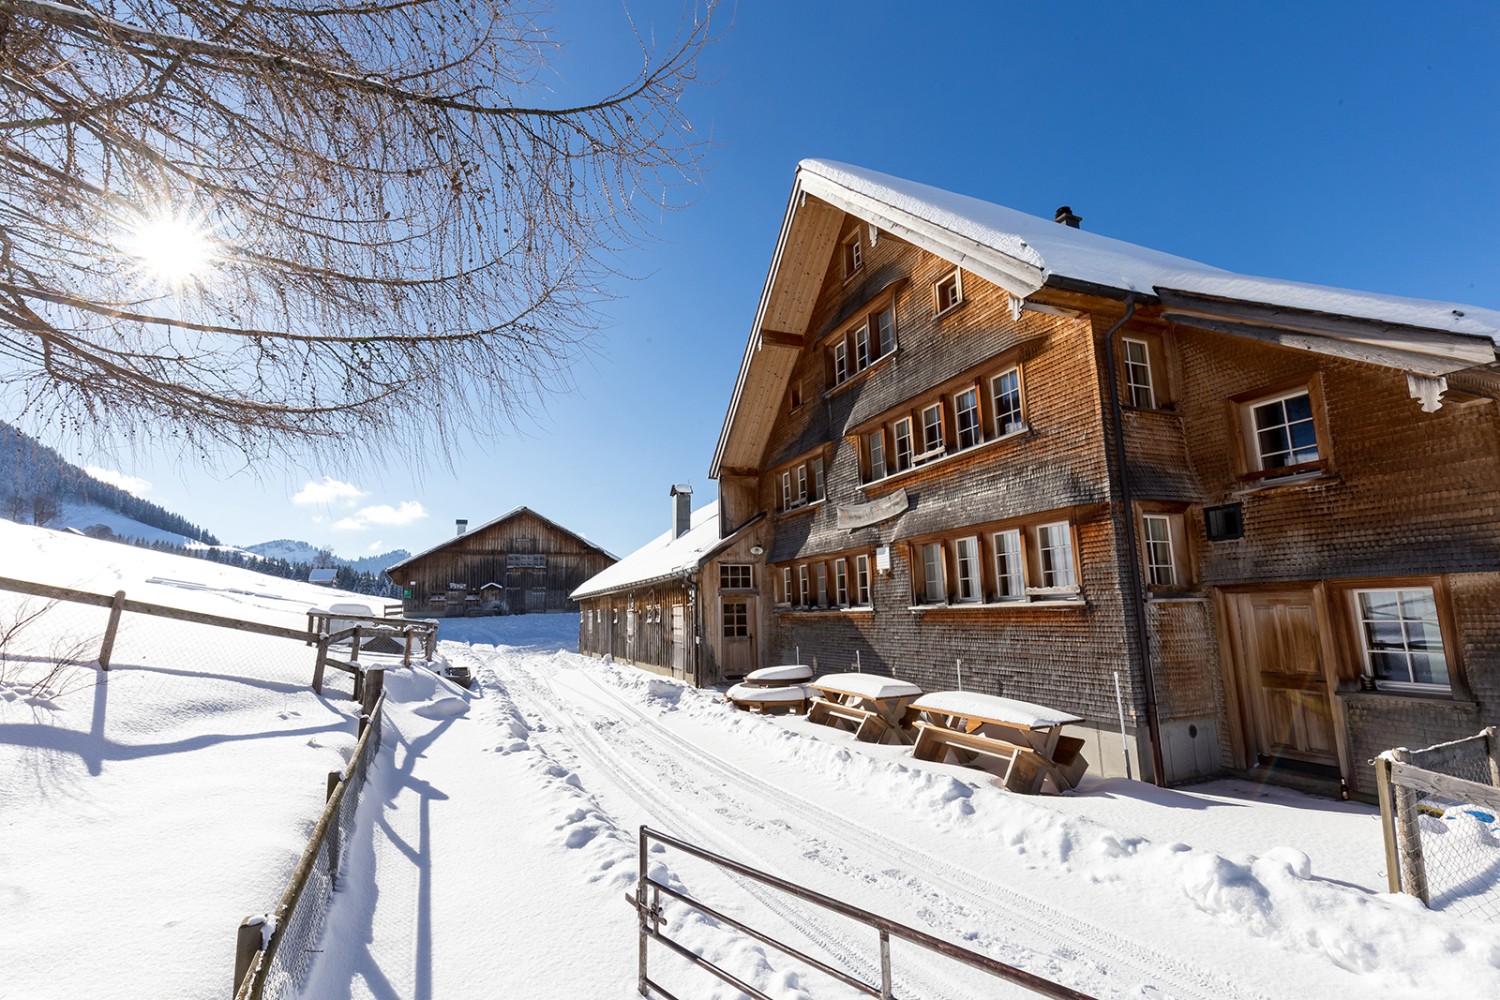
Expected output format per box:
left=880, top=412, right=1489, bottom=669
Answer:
left=386, top=507, right=615, bottom=617
left=700, top=158, right=1500, bottom=797
left=572, top=485, right=769, bottom=686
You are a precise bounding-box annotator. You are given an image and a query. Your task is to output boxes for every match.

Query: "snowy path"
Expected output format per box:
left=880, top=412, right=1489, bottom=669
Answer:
left=299, top=625, right=1500, bottom=1000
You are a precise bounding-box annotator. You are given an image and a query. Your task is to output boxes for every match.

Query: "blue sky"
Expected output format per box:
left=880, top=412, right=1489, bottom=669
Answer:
left=66, top=1, right=1500, bottom=560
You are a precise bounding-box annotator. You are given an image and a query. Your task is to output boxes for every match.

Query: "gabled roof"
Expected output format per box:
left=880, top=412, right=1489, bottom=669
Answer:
left=712, top=159, right=1500, bottom=478
left=571, top=503, right=752, bottom=600
left=386, top=505, right=616, bottom=575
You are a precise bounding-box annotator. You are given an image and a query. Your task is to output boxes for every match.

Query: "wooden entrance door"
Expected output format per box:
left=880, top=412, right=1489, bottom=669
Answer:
left=671, top=605, right=688, bottom=679
left=721, top=597, right=756, bottom=678
left=1228, top=590, right=1338, bottom=766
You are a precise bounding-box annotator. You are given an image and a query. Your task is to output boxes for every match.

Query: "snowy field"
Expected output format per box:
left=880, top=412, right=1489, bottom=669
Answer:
left=3, top=521, right=1500, bottom=999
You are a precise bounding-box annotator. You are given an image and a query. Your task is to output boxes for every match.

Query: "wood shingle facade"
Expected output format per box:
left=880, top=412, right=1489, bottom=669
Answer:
left=387, top=507, right=615, bottom=617
left=698, top=159, right=1500, bottom=797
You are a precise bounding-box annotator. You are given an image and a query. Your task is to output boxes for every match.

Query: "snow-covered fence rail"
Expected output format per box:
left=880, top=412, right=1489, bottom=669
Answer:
left=630, top=825, right=1098, bottom=1000
left=234, top=678, right=387, bottom=1000
left=1375, top=727, right=1500, bottom=921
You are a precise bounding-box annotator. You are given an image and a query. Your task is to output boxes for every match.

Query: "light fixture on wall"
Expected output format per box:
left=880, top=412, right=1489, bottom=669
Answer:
left=749, top=545, right=764, bottom=556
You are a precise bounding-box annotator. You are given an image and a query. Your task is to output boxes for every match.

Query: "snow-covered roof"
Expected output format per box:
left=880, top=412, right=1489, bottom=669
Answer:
left=798, top=159, right=1500, bottom=342
left=386, top=505, right=616, bottom=575
left=571, top=503, right=725, bottom=600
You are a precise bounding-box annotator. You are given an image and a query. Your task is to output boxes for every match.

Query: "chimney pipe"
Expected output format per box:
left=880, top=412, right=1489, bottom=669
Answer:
left=670, top=484, right=693, bottom=540
left=456, top=519, right=468, bottom=536
left=1054, top=205, right=1082, bottom=228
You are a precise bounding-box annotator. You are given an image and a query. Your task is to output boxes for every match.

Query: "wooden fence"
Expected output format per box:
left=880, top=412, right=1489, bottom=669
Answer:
left=1375, top=727, right=1500, bottom=919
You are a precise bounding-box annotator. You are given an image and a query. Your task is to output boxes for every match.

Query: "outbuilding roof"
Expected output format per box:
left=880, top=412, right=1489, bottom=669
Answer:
left=571, top=503, right=741, bottom=600
left=385, top=505, right=616, bottom=575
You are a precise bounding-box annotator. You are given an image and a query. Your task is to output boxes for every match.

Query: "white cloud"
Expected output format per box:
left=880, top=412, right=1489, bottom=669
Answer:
left=84, top=466, right=151, bottom=496
left=331, top=501, right=428, bottom=532
left=367, top=540, right=385, bottom=553
left=292, top=476, right=368, bottom=507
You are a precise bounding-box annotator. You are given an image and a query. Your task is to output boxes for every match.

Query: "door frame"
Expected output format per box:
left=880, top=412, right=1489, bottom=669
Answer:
left=1216, top=582, right=1352, bottom=788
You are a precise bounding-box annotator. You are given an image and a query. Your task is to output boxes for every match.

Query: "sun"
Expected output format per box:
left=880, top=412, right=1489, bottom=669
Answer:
left=123, top=210, right=218, bottom=287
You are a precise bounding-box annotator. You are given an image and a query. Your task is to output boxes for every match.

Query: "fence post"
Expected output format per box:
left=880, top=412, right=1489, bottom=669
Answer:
left=637, top=826, right=650, bottom=996
left=312, top=633, right=330, bottom=695
left=362, top=668, right=385, bottom=719
left=349, top=625, right=362, bottom=664
left=1486, top=726, right=1500, bottom=787
left=1373, top=754, right=1402, bottom=895
left=1390, top=747, right=1431, bottom=904
left=234, top=916, right=266, bottom=997
left=326, top=769, right=344, bottom=884
left=424, top=624, right=436, bottom=662
left=97, top=589, right=126, bottom=671
left=403, top=627, right=415, bottom=668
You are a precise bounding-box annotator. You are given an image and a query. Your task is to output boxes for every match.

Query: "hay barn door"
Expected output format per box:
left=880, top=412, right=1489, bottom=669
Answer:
left=1228, top=590, right=1338, bottom=767
left=671, top=605, right=688, bottom=679
left=721, top=597, right=755, bottom=678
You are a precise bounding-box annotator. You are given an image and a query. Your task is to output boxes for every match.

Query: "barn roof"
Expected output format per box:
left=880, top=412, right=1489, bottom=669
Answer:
left=712, top=159, right=1500, bottom=478
left=571, top=503, right=752, bottom=600
left=385, top=505, right=616, bottom=575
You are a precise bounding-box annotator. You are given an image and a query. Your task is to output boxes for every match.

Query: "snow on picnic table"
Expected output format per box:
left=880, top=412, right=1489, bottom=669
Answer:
left=810, top=671, right=922, bottom=700
left=300, top=617, right=1500, bottom=999
left=910, top=690, right=1083, bottom=728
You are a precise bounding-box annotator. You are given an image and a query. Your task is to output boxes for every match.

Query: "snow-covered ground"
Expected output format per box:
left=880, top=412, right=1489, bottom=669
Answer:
left=3, top=522, right=1499, bottom=999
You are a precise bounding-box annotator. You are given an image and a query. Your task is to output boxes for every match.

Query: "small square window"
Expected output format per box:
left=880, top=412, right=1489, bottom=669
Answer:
left=935, top=269, right=963, bottom=314
left=787, top=381, right=803, bottom=412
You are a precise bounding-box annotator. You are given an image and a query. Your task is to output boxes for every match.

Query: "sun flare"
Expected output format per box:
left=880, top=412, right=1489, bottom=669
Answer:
left=124, top=211, right=218, bottom=286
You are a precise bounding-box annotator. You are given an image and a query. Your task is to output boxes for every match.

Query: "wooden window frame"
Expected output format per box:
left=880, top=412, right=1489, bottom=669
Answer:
left=1350, top=585, right=1453, bottom=693
left=934, top=268, right=963, bottom=315
left=1231, top=377, right=1331, bottom=482
left=719, top=563, right=753, bottom=591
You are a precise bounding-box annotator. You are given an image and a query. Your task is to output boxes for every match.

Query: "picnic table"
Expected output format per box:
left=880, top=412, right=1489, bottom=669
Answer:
left=806, top=672, right=923, bottom=745
left=903, top=691, right=1088, bottom=794
left=724, top=681, right=809, bottom=715
left=744, top=664, right=813, bottom=686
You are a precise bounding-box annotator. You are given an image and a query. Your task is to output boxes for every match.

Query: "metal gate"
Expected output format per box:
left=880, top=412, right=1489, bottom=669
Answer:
left=627, top=825, right=1096, bottom=1000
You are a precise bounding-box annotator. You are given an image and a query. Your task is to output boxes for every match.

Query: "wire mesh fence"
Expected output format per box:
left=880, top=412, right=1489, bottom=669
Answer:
left=1376, top=728, right=1500, bottom=922
left=0, top=594, right=107, bottom=700
left=236, top=688, right=386, bottom=1000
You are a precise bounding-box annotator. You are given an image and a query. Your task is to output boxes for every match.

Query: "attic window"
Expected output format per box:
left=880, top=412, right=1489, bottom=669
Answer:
left=787, top=380, right=803, bottom=412
left=935, top=269, right=963, bottom=315
left=843, top=235, right=862, bottom=276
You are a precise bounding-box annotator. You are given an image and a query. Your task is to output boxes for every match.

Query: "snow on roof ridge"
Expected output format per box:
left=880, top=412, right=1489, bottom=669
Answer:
left=570, top=502, right=720, bottom=599
left=797, top=158, right=1500, bottom=343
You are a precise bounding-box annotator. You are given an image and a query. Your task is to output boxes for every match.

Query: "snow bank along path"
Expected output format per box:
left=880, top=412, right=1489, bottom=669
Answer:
left=304, top=617, right=1500, bottom=999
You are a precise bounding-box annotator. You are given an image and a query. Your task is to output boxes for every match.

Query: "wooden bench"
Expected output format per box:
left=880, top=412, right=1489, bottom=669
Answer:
left=903, top=692, right=1088, bottom=793
left=911, top=721, right=1046, bottom=793
left=806, top=697, right=889, bottom=742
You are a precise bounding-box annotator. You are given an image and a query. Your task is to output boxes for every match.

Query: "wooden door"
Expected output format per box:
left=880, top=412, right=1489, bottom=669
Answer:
left=671, top=605, right=688, bottom=678
left=1230, top=590, right=1337, bottom=766
left=721, top=598, right=755, bottom=678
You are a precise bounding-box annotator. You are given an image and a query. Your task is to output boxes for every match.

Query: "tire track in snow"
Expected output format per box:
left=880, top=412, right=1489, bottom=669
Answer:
left=489, top=651, right=1265, bottom=1000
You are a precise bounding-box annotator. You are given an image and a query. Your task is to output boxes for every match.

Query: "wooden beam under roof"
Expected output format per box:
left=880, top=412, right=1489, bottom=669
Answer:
left=1166, top=315, right=1481, bottom=376
left=758, top=328, right=804, bottom=349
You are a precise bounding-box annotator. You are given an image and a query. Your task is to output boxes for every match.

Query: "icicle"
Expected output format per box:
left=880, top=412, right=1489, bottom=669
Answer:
left=854, top=649, right=862, bottom=673
left=956, top=658, right=963, bottom=691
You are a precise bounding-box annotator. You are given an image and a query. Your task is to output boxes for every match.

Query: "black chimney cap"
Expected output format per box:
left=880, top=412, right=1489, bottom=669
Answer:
left=1054, top=206, right=1082, bottom=228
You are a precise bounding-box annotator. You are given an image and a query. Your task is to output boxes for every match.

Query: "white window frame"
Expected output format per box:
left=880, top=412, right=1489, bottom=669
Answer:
left=833, top=341, right=848, bottom=384
left=935, top=269, right=963, bottom=314
left=1122, top=337, right=1156, bottom=409
left=834, top=558, right=848, bottom=605
left=845, top=235, right=862, bottom=275
left=855, top=554, right=871, bottom=605
left=952, top=536, right=982, bottom=603
left=1246, top=388, right=1319, bottom=472
left=921, top=542, right=946, bottom=604
left=795, top=464, right=808, bottom=505
left=1354, top=587, right=1451, bottom=691
left=1035, top=522, right=1077, bottom=590
left=893, top=417, right=914, bottom=472
left=798, top=565, right=810, bottom=607
left=815, top=563, right=828, bottom=607
left=1142, top=514, right=1175, bottom=586
left=992, top=529, right=1024, bottom=601
left=876, top=307, right=896, bottom=357
left=853, top=324, right=871, bottom=372
left=782, top=566, right=792, bottom=605
left=866, top=429, right=886, bottom=482
left=953, top=386, right=981, bottom=451
left=811, top=456, right=825, bottom=501
left=991, top=367, right=1024, bottom=438
left=918, top=403, right=944, bottom=461
left=781, top=470, right=792, bottom=511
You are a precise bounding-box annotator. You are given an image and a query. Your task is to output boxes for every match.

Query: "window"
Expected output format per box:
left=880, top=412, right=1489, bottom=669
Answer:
left=893, top=418, right=914, bottom=472
left=854, top=325, right=870, bottom=371
left=1142, top=515, right=1175, bottom=586
left=798, top=565, right=811, bottom=607
left=720, top=564, right=753, bottom=590
left=508, top=554, right=547, bottom=568
left=811, top=456, right=825, bottom=501
left=993, top=529, right=1023, bottom=600
left=855, top=554, right=871, bottom=605
left=795, top=465, right=808, bottom=504
left=843, top=235, right=862, bottom=275
left=1246, top=388, right=1319, bottom=472
left=866, top=429, right=886, bottom=482
left=953, top=387, right=981, bottom=451
left=723, top=600, right=749, bottom=638
left=1355, top=588, right=1450, bottom=690
left=919, top=403, right=944, bottom=459
left=815, top=564, right=828, bottom=607
left=953, top=537, right=982, bottom=603
left=834, top=559, right=849, bottom=605
left=833, top=341, right=848, bottom=384
left=777, top=455, right=827, bottom=512
left=787, top=380, right=803, bottom=412
left=935, top=269, right=963, bottom=314
left=876, top=307, right=896, bottom=356
left=1122, top=338, right=1156, bottom=409
left=991, top=368, right=1024, bottom=437
left=1036, top=523, right=1076, bottom=589
left=921, top=543, right=946, bottom=603
left=781, top=566, right=792, bottom=604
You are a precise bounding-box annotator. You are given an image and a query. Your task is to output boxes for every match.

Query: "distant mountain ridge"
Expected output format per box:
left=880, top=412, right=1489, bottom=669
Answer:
left=245, top=539, right=410, bottom=575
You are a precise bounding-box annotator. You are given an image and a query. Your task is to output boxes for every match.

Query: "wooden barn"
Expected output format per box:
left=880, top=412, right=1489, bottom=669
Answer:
left=697, top=158, right=1500, bottom=797
left=572, top=485, right=769, bottom=686
left=386, top=507, right=615, bottom=617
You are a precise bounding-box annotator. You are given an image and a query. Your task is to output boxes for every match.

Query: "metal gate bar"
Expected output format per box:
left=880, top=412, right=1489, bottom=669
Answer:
left=629, top=825, right=1097, bottom=1000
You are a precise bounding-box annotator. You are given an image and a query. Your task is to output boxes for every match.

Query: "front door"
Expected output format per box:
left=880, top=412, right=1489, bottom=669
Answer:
left=1227, top=590, right=1338, bottom=766
left=671, top=605, right=688, bottom=679
left=721, top=597, right=755, bottom=678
